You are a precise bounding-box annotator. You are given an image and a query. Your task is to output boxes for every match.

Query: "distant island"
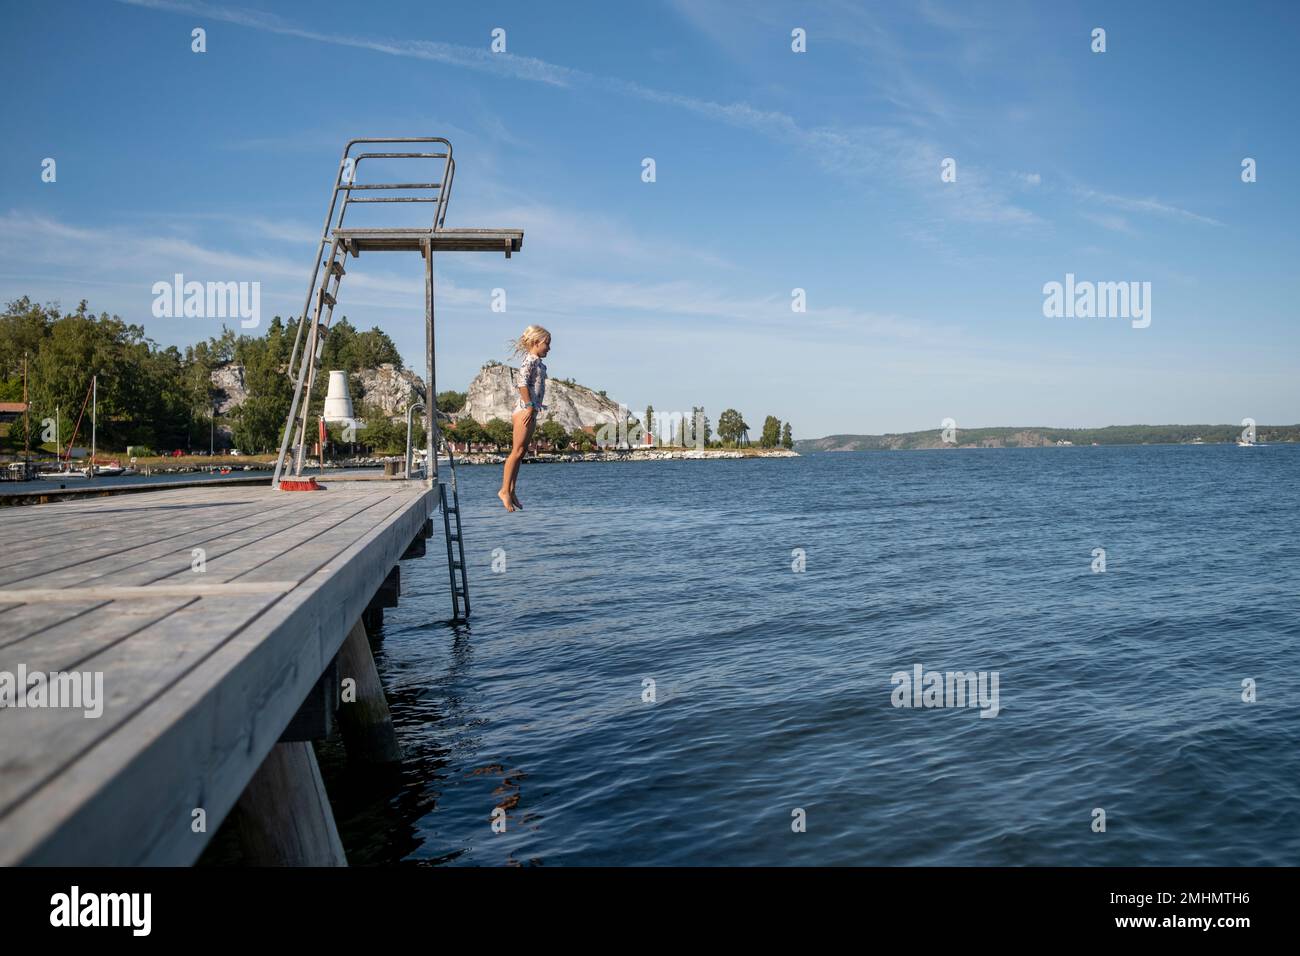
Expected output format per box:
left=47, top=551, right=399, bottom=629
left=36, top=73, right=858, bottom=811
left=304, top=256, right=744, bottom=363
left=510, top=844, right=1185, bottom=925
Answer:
left=796, top=424, right=1300, bottom=452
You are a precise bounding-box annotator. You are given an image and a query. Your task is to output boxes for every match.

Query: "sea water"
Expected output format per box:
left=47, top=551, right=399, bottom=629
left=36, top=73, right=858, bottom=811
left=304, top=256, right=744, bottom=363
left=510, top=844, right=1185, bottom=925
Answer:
left=315, top=444, right=1300, bottom=866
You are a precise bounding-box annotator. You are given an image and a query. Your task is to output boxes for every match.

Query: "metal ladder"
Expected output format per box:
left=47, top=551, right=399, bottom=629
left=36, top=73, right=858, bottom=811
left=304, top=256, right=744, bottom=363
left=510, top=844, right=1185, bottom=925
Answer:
left=269, top=137, right=522, bottom=625
left=289, top=238, right=348, bottom=473
left=435, top=422, right=470, bottom=620
left=273, top=137, right=455, bottom=486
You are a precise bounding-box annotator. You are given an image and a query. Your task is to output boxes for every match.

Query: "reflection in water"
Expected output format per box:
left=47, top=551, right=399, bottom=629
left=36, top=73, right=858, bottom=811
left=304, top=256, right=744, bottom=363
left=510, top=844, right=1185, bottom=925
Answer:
left=319, top=619, right=476, bottom=866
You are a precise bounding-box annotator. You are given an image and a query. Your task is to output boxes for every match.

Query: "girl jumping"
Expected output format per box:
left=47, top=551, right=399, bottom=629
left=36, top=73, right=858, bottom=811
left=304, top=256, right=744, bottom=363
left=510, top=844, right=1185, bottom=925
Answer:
left=499, top=325, right=550, bottom=511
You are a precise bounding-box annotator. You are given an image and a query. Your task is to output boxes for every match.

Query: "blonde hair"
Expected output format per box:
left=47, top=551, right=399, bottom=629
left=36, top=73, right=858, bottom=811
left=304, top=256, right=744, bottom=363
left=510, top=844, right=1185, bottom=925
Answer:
left=511, top=324, right=551, bottom=357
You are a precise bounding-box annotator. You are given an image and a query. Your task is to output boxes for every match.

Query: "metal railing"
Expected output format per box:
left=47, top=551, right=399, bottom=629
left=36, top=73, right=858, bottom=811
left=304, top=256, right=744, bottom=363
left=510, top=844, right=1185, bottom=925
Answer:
left=286, top=138, right=455, bottom=388
left=404, top=401, right=425, bottom=479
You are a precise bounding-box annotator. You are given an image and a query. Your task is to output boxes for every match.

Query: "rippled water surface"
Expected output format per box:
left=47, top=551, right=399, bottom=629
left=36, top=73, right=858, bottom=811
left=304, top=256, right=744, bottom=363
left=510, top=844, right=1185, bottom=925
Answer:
left=316, top=445, right=1300, bottom=866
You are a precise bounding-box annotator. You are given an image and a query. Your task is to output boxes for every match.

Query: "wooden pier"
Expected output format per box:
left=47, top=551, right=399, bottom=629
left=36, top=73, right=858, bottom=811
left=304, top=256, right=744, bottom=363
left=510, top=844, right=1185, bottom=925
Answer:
left=0, top=478, right=434, bottom=865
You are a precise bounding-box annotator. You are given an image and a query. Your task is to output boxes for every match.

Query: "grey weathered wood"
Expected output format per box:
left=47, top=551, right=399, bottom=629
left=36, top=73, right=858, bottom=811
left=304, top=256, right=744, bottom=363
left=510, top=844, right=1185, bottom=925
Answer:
left=0, top=596, right=194, bottom=673
left=234, top=741, right=346, bottom=866
left=0, top=601, right=109, bottom=649
left=0, top=594, right=270, bottom=814
left=0, top=479, right=434, bottom=865
left=0, top=489, right=336, bottom=586
left=0, top=475, right=270, bottom=507
left=2, top=490, right=327, bottom=571
left=0, top=500, right=277, bottom=580
left=335, top=619, right=402, bottom=764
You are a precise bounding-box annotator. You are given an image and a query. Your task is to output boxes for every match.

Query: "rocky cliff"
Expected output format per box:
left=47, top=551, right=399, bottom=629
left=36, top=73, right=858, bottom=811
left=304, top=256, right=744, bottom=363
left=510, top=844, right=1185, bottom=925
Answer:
left=211, top=362, right=424, bottom=419
left=461, top=363, right=623, bottom=432
left=353, top=363, right=425, bottom=416
left=210, top=363, right=247, bottom=415
left=210, top=360, right=623, bottom=432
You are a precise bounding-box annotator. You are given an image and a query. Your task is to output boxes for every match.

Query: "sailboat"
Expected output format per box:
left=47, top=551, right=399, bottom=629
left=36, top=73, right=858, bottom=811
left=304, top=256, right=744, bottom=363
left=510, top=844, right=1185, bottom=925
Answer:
left=36, top=401, right=87, bottom=479
left=38, top=377, right=123, bottom=478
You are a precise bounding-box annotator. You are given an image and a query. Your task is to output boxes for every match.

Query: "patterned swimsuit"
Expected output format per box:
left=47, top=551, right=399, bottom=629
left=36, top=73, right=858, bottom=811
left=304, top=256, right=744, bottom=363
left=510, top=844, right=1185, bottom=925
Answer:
left=514, top=354, right=547, bottom=414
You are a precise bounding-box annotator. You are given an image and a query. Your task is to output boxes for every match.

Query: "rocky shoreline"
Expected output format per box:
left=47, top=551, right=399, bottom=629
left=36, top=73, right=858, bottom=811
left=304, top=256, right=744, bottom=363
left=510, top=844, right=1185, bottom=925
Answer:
left=454, top=448, right=801, bottom=466
left=24, top=447, right=802, bottom=477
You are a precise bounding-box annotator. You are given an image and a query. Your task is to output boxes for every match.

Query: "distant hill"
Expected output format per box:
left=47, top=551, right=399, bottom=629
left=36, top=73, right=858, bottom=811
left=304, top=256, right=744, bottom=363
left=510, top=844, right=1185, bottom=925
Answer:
left=795, top=424, right=1300, bottom=452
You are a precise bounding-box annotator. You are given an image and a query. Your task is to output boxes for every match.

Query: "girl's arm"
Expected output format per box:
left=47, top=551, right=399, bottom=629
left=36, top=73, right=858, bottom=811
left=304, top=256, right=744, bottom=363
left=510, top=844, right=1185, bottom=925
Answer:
left=516, top=356, right=537, bottom=410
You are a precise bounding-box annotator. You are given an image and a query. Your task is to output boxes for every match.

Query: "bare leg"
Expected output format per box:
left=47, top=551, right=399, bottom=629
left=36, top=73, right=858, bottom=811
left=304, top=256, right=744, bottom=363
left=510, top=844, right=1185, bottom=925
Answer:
left=508, top=413, right=535, bottom=509
left=499, top=410, right=533, bottom=511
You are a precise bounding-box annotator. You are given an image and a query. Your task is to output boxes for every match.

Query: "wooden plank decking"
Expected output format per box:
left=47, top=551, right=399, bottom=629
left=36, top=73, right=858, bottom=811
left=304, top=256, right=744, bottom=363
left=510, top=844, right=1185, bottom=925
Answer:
left=0, top=479, right=434, bottom=865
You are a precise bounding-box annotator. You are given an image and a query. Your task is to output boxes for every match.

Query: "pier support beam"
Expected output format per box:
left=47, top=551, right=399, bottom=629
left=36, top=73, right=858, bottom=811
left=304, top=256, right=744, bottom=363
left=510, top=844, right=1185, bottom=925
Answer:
left=361, top=567, right=400, bottom=638
left=336, top=619, right=403, bottom=764
left=235, top=741, right=346, bottom=866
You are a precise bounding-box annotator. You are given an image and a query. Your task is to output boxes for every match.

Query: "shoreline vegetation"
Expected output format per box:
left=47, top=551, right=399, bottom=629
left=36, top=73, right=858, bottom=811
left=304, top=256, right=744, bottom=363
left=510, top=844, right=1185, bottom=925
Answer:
left=4, top=299, right=1292, bottom=466
left=6, top=446, right=800, bottom=476
left=0, top=297, right=795, bottom=464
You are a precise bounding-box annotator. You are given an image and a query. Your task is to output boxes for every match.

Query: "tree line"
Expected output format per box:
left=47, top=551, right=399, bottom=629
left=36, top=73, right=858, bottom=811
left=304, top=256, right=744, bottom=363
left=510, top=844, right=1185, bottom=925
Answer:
left=0, top=296, right=407, bottom=456
left=643, top=405, right=794, bottom=449
left=1, top=297, right=795, bottom=458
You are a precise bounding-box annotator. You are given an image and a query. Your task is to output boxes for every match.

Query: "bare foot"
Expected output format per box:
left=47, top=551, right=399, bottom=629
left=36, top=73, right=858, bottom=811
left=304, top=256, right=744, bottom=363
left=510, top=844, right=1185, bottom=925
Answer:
left=497, top=490, right=515, bottom=512
left=510, top=492, right=523, bottom=510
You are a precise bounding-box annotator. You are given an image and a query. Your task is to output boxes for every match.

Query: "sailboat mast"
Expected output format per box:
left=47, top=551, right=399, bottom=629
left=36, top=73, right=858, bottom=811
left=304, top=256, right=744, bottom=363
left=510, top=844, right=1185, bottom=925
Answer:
left=22, top=353, right=30, bottom=469
left=91, top=375, right=97, bottom=469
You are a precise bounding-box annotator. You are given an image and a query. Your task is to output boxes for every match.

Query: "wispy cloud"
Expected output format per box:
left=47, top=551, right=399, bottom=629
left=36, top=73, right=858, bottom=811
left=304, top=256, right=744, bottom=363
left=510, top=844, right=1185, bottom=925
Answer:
left=118, top=0, right=580, bottom=86
left=1073, top=188, right=1224, bottom=227
left=117, top=0, right=1037, bottom=230
left=1079, top=211, right=1135, bottom=235
left=0, top=210, right=485, bottom=316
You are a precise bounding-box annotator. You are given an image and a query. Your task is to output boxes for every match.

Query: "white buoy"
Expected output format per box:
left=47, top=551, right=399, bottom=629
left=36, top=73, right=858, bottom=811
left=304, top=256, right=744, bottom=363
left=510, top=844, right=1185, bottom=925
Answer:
left=323, top=370, right=355, bottom=422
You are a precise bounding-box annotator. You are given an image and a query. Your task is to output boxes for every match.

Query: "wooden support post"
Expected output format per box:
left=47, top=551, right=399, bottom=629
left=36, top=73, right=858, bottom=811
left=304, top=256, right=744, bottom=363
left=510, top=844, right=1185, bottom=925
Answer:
left=360, top=565, right=400, bottom=640
left=336, top=619, right=403, bottom=764
left=234, top=741, right=346, bottom=866
left=377, top=565, right=400, bottom=607
left=402, top=533, right=426, bottom=559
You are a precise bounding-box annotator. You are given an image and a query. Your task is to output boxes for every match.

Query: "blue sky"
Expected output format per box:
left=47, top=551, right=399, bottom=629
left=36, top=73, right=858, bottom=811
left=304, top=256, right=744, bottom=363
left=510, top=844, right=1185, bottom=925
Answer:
left=2, top=0, right=1297, bottom=436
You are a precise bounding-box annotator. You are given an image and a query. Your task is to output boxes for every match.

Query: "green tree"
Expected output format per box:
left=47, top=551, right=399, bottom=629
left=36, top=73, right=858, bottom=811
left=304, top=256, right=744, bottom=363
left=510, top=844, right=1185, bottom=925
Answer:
left=437, top=390, right=466, bottom=413
left=781, top=421, right=793, bottom=449
left=716, top=408, right=748, bottom=446
left=760, top=415, right=781, bottom=448
left=448, top=416, right=484, bottom=448
left=482, top=417, right=513, bottom=450
left=231, top=317, right=293, bottom=453
left=354, top=406, right=404, bottom=455
left=538, top=419, right=569, bottom=450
